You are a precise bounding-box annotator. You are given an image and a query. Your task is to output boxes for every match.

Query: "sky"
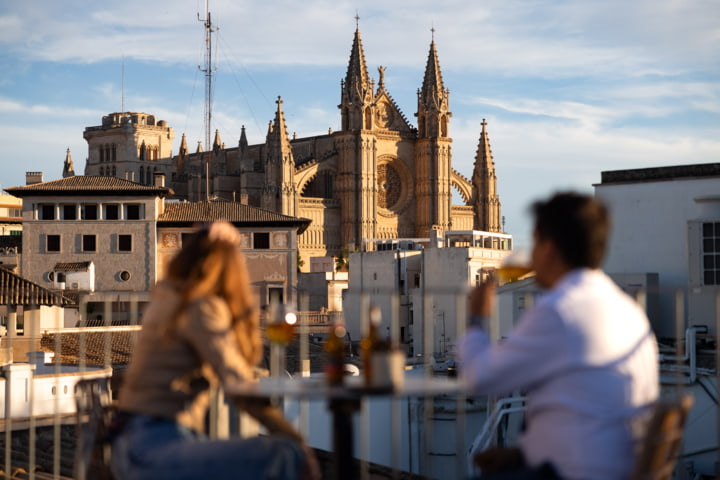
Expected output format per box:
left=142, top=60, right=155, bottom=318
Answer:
left=1, top=0, right=719, bottom=248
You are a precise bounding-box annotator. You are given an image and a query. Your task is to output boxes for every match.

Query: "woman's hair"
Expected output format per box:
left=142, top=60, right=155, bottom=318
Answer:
left=165, top=221, right=262, bottom=365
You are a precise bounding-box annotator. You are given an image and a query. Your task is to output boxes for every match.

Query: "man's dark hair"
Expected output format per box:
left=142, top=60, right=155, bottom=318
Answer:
left=532, top=192, right=610, bottom=269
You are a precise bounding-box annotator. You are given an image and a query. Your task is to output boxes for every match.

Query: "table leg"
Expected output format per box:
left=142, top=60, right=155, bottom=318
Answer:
left=329, top=398, right=360, bottom=480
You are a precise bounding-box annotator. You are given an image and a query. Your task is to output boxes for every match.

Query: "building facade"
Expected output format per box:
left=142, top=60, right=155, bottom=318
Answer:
left=78, top=26, right=502, bottom=270
left=595, top=163, right=720, bottom=338
left=345, top=230, right=512, bottom=357
left=5, top=175, right=310, bottom=321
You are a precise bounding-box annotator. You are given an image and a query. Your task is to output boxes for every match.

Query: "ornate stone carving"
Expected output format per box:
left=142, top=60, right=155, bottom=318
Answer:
left=377, top=162, right=401, bottom=209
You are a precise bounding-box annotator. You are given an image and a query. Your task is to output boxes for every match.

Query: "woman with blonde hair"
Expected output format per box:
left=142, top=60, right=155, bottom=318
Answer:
left=111, top=221, right=319, bottom=479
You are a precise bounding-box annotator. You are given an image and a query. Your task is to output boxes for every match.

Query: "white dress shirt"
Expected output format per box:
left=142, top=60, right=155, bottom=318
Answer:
left=459, top=268, right=659, bottom=480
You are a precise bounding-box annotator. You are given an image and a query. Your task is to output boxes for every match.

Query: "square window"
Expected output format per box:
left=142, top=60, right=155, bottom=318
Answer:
left=105, top=204, right=119, bottom=220
left=62, top=205, right=76, bottom=220
left=126, top=204, right=141, bottom=220
left=703, top=222, right=714, bottom=236
left=253, top=232, right=270, bottom=249
left=703, top=238, right=714, bottom=252
left=47, top=235, right=60, bottom=252
left=82, top=234, right=96, bottom=252
left=41, top=204, right=55, bottom=220
left=118, top=234, right=132, bottom=252
left=181, top=233, right=194, bottom=246
left=703, top=255, right=714, bottom=269
left=82, top=204, right=98, bottom=220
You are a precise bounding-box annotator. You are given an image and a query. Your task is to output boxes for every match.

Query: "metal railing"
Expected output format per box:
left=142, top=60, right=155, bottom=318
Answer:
left=0, top=285, right=717, bottom=479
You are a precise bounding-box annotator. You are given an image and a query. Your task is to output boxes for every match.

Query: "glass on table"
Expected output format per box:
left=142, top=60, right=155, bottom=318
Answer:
left=266, top=304, right=297, bottom=378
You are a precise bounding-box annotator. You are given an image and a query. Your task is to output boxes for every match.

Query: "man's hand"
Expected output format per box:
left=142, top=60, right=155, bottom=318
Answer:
left=469, top=276, right=497, bottom=319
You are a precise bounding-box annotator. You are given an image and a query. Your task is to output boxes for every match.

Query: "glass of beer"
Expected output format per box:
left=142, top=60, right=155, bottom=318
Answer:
left=266, top=305, right=297, bottom=378
left=497, top=249, right=533, bottom=283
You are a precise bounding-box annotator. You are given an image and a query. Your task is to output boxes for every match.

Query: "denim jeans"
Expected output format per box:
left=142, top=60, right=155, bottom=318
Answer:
left=110, top=414, right=305, bottom=480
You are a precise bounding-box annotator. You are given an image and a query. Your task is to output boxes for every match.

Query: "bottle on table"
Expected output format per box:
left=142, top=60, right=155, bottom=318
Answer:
left=324, top=321, right=348, bottom=386
left=360, top=305, right=391, bottom=388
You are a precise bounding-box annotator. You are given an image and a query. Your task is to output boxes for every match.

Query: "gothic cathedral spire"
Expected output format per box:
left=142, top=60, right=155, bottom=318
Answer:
left=417, top=30, right=451, bottom=138
left=415, top=30, right=452, bottom=237
left=472, top=120, right=501, bottom=232
left=262, top=96, right=297, bottom=216
left=340, top=22, right=373, bottom=131
left=62, top=148, right=75, bottom=178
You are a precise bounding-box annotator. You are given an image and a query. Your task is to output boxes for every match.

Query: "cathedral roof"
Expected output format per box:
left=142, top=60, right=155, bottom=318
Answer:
left=159, top=200, right=311, bottom=233
left=5, top=175, right=174, bottom=197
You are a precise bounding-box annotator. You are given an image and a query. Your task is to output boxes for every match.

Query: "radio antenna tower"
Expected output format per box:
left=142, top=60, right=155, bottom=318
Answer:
left=198, top=0, right=217, bottom=152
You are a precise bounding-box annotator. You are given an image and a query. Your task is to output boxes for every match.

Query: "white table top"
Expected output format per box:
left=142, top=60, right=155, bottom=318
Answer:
left=226, top=374, right=467, bottom=400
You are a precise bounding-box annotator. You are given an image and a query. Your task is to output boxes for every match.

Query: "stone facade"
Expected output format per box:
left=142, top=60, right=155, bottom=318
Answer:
left=5, top=176, right=309, bottom=318
left=79, top=26, right=502, bottom=271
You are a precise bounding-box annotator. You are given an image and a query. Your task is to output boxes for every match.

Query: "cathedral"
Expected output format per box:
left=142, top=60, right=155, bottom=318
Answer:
left=78, top=26, right=501, bottom=270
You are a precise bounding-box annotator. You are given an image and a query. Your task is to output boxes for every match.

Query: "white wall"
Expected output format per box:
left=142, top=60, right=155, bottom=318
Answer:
left=596, top=176, right=720, bottom=337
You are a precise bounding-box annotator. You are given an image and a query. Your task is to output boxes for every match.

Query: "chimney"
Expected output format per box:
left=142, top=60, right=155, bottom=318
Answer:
left=153, top=172, right=166, bottom=187
left=25, top=172, right=43, bottom=185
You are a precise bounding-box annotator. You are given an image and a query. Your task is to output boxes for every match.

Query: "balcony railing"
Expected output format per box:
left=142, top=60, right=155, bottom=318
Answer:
left=0, top=285, right=717, bottom=479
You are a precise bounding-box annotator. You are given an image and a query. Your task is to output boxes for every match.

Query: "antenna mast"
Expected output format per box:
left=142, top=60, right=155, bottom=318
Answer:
left=121, top=56, right=125, bottom=113
left=198, top=0, right=217, bottom=152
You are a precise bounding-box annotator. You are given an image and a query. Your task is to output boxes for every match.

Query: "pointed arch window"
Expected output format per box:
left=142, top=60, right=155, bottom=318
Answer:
left=139, top=166, right=144, bottom=183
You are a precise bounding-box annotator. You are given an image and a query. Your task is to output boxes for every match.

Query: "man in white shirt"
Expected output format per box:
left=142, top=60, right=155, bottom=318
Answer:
left=460, top=192, right=659, bottom=480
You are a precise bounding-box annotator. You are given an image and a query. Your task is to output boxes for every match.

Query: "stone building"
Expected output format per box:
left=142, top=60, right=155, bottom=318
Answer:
left=5, top=174, right=310, bottom=319
left=80, top=26, right=502, bottom=270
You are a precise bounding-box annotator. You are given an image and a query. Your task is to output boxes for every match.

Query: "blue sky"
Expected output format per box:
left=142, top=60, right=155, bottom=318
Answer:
left=1, top=0, right=719, bottom=248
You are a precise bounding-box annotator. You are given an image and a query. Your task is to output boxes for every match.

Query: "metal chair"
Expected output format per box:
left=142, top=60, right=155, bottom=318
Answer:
left=74, top=377, right=116, bottom=480
left=630, top=394, right=694, bottom=480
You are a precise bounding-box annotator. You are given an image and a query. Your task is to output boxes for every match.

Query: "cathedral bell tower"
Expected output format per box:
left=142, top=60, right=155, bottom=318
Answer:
left=415, top=32, right=452, bottom=237
left=336, top=22, right=378, bottom=250
left=472, top=120, right=501, bottom=232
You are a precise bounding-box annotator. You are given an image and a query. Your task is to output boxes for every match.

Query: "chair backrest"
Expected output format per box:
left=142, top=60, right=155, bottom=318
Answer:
left=74, top=377, right=116, bottom=480
left=630, top=394, right=694, bottom=480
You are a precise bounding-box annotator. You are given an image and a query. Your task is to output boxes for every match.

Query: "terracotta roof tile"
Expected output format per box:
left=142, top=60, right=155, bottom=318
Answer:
left=0, top=268, right=72, bottom=306
left=160, top=201, right=311, bottom=233
left=53, top=262, right=92, bottom=272
left=40, top=329, right=139, bottom=367
left=4, top=175, right=173, bottom=197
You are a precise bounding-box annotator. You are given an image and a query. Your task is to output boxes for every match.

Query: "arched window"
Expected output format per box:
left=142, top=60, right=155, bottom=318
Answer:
left=112, top=144, right=117, bottom=162
left=112, top=166, right=116, bottom=177
left=139, top=166, right=144, bottom=183
left=99, top=147, right=104, bottom=163
left=100, top=167, right=104, bottom=176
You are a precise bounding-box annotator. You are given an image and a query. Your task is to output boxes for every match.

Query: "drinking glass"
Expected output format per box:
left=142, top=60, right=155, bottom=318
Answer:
left=496, top=249, right=533, bottom=283
left=266, top=305, right=297, bottom=378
